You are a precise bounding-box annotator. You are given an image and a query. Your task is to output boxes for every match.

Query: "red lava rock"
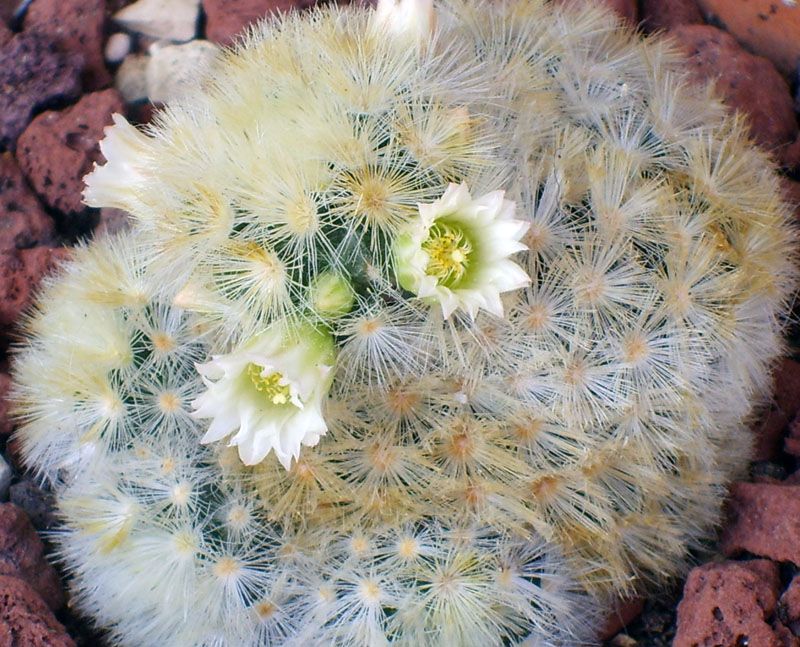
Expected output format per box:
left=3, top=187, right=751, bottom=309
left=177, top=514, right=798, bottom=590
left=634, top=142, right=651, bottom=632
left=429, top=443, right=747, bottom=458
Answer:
left=16, top=89, right=124, bottom=217
left=721, top=481, right=800, bottom=565
left=674, top=560, right=794, bottom=647
left=670, top=25, right=800, bottom=171
left=773, top=358, right=800, bottom=420
left=0, top=20, right=11, bottom=48
left=203, top=0, right=315, bottom=45
left=0, top=504, right=64, bottom=610
left=751, top=358, right=800, bottom=461
left=600, top=596, right=644, bottom=641
left=24, top=0, right=111, bottom=91
left=0, top=373, right=11, bottom=437
left=0, top=31, right=84, bottom=152
left=0, top=575, right=74, bottom=647
left=0, top=247, right=69, bottom=331
left=696, top=0, right=800, bottom=78
left=779, top=574, right=800, bottom=635
left=785, top=417, right=800, bottom=457
left=641, top=0, right=704, bottom=32
left=552, top=0, right=637, bottom=23
left=0, top=153, right=54, bottom=253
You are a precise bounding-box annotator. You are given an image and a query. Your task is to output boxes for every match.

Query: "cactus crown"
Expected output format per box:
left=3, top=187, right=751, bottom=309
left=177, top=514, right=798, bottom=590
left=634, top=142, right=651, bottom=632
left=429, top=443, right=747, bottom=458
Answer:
left=10, top=0, right=798, bottom=646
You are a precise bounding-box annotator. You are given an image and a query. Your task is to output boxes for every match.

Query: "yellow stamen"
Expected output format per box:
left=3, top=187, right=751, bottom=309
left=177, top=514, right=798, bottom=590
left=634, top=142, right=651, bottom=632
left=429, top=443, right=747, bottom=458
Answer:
left=422, top=221, right=472, bottom=287
left=247, top=363, right=292, bottom=405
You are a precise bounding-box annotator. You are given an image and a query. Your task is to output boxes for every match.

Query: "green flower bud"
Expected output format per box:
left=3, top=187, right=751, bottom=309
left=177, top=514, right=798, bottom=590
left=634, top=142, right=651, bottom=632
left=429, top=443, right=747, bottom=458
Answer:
left=308, top=271, right=356, bottom=318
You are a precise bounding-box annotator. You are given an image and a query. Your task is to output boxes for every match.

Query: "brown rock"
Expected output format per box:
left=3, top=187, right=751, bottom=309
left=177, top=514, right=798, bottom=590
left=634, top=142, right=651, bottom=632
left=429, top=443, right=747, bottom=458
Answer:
left=0, top=247, right=69, bottom=331
left=671, top=25, right=799, bottom=170
left=551, top=0, right=638, bottom=23
left=0, top=373, right=11, bottom=437
left=774, top=358, right=800, bottom=420
left=0, top=504, right=64, bottom=610
left=787, top=416, right=800, bottom=457
left=203, top=0, right=314, bottom=45
left=0, top=31, right=84, bottom=151
left=641, top=0, right=704, bottom=32
left=782, top=179, right=800, bottom=220
left=0, top=20, right=11, bottom=48
left=751, top=358, right=800, bottom=461
left=600, top=596, right=644, bottom=641
left=24, top=0, right=111, bottom=90
left=780, top=573, right=800, bottom=635
left=0, top=153, right=54, bottom=253
left=721, top=481, right=800, bottom=565
left=696, top=0, right=800, bottom=78
left=674, top=560, right=790, bottom=647
left=0, top=575, right=74, bottom=647
left=16, top=89, right=124, bottom=216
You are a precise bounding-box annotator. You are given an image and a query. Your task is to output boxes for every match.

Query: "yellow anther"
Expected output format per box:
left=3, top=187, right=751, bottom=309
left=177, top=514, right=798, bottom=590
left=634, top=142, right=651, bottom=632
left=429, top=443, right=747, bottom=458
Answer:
left=246, top=363, right=292, bottom=405
left=422, top=222, right=472, bottom=287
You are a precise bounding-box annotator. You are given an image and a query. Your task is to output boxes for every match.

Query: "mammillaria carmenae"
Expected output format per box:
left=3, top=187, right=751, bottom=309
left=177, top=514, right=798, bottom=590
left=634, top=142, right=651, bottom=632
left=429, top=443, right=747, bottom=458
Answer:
left=10, top=0, right=798, bottom=645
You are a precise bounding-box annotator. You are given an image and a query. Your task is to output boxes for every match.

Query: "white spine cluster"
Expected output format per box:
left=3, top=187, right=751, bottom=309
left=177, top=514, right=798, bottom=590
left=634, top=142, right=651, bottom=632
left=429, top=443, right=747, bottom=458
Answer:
left=10, top=0, right=798, bottom=646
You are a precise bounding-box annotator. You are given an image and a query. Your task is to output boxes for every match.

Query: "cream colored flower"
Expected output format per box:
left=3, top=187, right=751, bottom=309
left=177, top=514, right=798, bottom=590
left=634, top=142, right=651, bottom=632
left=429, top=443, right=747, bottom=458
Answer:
left=394, top=183, right=531, bottom=319
left=83, top=114, right=153, bottom=213
left=191, top=326, right=336, bottom=468
left=372, top=0, right=436, bottom=48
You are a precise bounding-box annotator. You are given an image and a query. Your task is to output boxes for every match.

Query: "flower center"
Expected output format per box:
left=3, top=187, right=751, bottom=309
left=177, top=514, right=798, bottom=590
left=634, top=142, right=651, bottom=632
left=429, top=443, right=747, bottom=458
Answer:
left=247, top=363, right=292, bottom=405
left=422, top=221, right=472, bottom=287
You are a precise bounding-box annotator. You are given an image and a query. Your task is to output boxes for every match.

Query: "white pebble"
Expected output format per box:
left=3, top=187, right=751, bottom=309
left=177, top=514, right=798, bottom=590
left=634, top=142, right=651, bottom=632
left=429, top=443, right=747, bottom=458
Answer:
left=105, top=32, right=133, bottom=64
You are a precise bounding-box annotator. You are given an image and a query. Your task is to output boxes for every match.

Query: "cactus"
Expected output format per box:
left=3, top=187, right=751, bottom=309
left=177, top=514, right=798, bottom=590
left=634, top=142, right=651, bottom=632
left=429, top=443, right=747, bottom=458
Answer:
left=10, top=0, right=798, bottom=645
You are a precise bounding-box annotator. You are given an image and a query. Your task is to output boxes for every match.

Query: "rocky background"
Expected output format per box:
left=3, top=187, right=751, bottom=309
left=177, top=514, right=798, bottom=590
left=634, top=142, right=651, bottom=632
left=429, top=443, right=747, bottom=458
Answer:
left=0, top=0, right=799, bottom=645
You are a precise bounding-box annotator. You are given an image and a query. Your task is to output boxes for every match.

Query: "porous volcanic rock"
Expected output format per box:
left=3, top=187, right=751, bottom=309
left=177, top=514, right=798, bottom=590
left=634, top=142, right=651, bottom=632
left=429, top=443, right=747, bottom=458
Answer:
left=0, top=20, right=11, bottom=47
left=0, top=247, right=69, bottom=332
left=0, top=576, right=73, bottom=647
left=203, top=0, right=313, bottom=45
left=673, top=560, right=794, bottom=647
left=0, top=154, right=54, bottom=253
left=640, top=0, right=704, bottom=32
left=16, top=89, right=123, bottom=217
left=780, top=574, right=800, bottom=635
left=696, top=0, right=800, bottom=78
left=552, top=0, right=637, bottom=23
left=752, top=358, right=800, bottom=461
left=23, top=0, right=111, bottom=90
left=0, top=31, right=83, bottom=152
left=671, top=24, right=800, bottom=170
left=721, top=481, right=800, bottom=565
left=0, top=504, right=64, bottom=610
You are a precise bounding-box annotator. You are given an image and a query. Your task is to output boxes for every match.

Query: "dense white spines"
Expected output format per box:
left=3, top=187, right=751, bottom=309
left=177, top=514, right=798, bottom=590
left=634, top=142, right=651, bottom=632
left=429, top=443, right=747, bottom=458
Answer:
left=10, top=0, right=799, bottom=645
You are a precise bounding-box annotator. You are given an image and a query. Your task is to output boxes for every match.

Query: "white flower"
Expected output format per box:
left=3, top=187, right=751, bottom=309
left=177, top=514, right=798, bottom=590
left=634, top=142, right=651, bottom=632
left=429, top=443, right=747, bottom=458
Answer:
left=394, top=183, right=531, bottom=319
left=372, top=0, right=436, bottom=48
left=83, top=113, right=154, bottom=213
left=191, top=326, right=336, bottom=469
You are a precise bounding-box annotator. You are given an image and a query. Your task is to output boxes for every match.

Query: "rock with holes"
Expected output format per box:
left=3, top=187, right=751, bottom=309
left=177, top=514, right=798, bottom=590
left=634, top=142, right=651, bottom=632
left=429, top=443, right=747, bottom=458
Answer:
left=641, top=0, right=704, bottom=31
left=0, top=31, right=83, bottom=151
left=15, top=89, right=123, bottom=217
left=0, top=575, right=73, bottom=647
left=24, top=0, right=111, bottom=90
left=0, top=153, right=54, bottom=253
left=721, top=482, right=800, bottom=565
left=0, top=504, right=64, bottom=609
left=671, top=24, right=799, bottom=170
left=673, top=560, right=795, bottom=647
left=696, top=0, right=800, bottom=77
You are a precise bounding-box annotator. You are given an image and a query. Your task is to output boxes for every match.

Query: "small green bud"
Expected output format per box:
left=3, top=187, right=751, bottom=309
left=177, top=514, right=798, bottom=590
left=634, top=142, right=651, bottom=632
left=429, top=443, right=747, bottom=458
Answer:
left=309, top=271, right=356, bottom=317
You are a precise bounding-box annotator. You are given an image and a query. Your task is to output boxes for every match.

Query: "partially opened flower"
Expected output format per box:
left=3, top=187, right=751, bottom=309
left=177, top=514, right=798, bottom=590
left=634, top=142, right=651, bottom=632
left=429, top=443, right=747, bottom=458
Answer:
left=83, top=114, right=154, bottom=214
left=394, top=183, right=531, bottom=319
left=191, top=326, right=336, bottom=468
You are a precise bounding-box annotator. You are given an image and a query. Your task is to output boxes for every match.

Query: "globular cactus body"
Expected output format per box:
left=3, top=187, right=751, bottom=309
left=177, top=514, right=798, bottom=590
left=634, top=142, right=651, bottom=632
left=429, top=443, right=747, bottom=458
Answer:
left=10, top=0, right=798, bottom=645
